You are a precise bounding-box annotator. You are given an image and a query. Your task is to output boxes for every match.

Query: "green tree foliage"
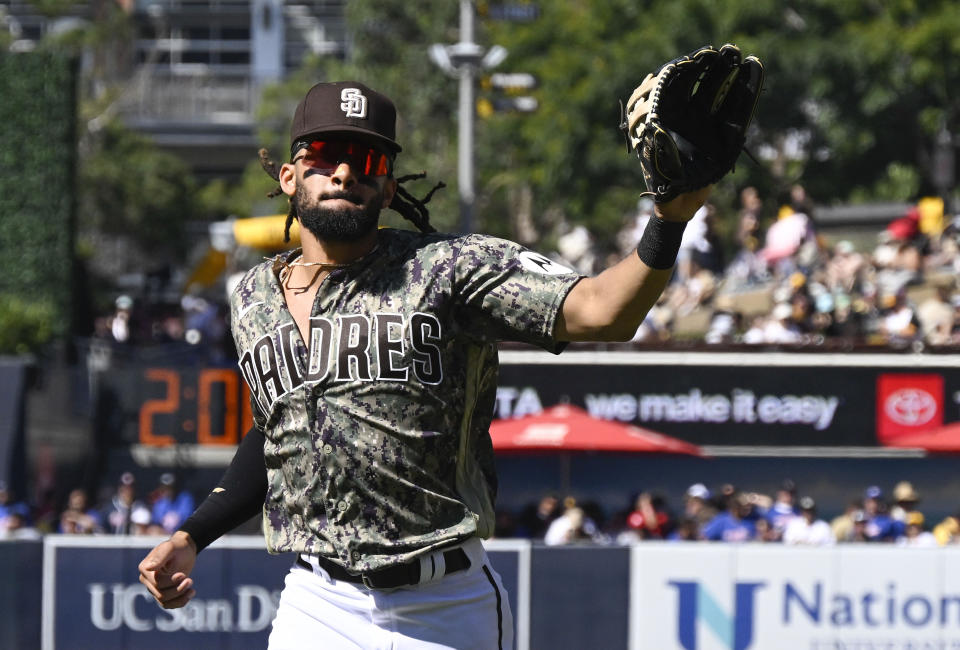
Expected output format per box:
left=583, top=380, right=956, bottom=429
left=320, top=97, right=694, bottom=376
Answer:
left=77, top=121, right=196, bottom=258
left=0, top=51, right=77, bottom=349
left=229, top=1, right=960, bottom=246
left=0, top=295, right=56, bottom=355
left=1, top=3, right=205, bottom=353
left=477, top=0, right=957, bottom=241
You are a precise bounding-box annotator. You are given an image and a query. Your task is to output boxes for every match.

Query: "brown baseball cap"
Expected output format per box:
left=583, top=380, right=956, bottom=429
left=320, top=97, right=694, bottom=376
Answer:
left=290, top=81, right=401, bottom=154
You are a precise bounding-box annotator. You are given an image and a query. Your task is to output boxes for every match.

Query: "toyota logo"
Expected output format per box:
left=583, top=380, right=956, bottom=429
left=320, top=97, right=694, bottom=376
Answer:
left=884, top=388, right=938, bottom=426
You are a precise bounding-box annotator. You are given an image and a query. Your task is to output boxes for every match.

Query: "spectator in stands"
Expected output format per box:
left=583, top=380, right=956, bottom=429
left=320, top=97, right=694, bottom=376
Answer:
left=624, top=492, right=671, bottom=540
left=753, top=517, right=780, bottom=543
left=951, top=294, right=960, bottom=345
left=677, top=483, right=717, bottom=539
left=131, top=505, right=165, bottom=536
left=737, top=187, right=763, bottom=247
left=556, top=224, right=600, bottom=276
left=0, top=482, right=31, bottom=536
left=765, top=480, right=799, bottom=540
left=744, top=491, right=772, bottom=524
left=829, top=291, right=867, bottom=340
left=916, top=281, right=956, bottom=346
left=667, top=517, right=701, bottom=542
left=807, top=287, right=837, bottom=339
left=181, top=293, right=227, bottom=348
left=690, top=203, right=725, bottom=277
left=0, top=481, right=13, bottom=533
left=103, top=472, right=146, bottom=535
left=787, top=273, right=815, bottom=332
left=783, top=497, right=835, bottom=546
left=59, top=488, right=103, bottom=534
left=924, top=207, right=959, bottom=273
left=0, top=503, right=40, bottom=540
left=675, top=203, right=716, bottom=285
left=704, top=305, right=743, bottom=344
left=789, top=184, right=817, bottom=221
left=861, top=485, right=904, bottom=542
left=544, top=502, right=597, bottom=546
left=896, top=512, right=937, bottom=547
left=152, top=312, right=185, bottom=344
left=665, top=266, right=718, bottom=318
left=889, top=481, right=922, bottom=525
left=109, top=295, right=136, bottom=344
left=724, top=186, right=768, bottom=289
left=824, top=240, right=866, bottom=294
left=877, top=288, right=920, bottom=345
left=616, top=198, right=655, bottom=258
left=849, top=509, right=871, bottom=542
left=933, top=511, right=960, bottom=546
left=741, top=314, right=769, bottom=344
left=702, top=492, right=757, bottom=542
left=663, top=203, right=723, bottom=318
left=830, top=500, right=862, bottom=542
left=150, top=473, right=195, bottom=535
left=763, top=302, right=804, bottom=344
left=886, top=206, right=920, bottom=242
left=759, top=205, right=818, bottom=280
left=517, top=493, right=561, bottom=539
left=631, top=297, right=675, bottom=343
left=873, top=234, right=923, bottom=298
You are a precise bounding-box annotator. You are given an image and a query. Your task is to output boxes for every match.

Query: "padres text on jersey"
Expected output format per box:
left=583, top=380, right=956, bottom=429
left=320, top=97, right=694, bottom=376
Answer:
left=231, top=229, right=580, bottom=572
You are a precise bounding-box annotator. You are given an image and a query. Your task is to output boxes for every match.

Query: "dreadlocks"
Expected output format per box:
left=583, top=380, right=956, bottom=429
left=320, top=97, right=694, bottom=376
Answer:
left=258, top=148, right=443, bottom=242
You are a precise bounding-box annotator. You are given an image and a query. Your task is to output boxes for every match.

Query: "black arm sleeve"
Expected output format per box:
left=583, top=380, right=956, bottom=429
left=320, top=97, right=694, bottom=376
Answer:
left=178, top=425, right=268, bottom=552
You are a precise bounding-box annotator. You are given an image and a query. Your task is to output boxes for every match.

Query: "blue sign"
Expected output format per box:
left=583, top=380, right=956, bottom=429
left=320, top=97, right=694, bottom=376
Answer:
left=670, top=581, right=766, bottom=650
left=46, top=539, right=290, bottom=649
left=43, top=537, right=525, bottom=650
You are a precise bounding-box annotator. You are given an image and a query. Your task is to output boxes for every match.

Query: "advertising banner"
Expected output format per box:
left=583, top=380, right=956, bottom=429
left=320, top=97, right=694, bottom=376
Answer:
left=92, top=351, right=960, bottom=450
left=43, top=537, right=291, bottom=650
left=629, top=543, right=960, bottom=650
left=42, top=536, right=527, bottom=650
left=876, top=373, right=945, bottom=444
left=38, top=536, right=960, bottom=650
left=497, top=351, right=960, bottom=447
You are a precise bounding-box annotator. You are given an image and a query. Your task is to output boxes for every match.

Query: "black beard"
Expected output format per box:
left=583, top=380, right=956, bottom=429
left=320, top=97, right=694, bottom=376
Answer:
left=294, top=185, right=382, bottom=242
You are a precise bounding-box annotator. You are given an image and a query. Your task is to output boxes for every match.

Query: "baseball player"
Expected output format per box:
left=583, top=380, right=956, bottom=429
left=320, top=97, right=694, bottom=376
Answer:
left=138, top=48, right=760, bottom=650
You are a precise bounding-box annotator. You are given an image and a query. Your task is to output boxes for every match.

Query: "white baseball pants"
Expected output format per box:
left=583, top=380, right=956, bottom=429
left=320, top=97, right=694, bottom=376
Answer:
left=267, top=538, right=513, bottom=650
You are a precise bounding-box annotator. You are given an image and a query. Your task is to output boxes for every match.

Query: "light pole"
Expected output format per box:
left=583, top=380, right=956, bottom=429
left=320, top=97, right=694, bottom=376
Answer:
left=429, top=0, right=506, bottom=234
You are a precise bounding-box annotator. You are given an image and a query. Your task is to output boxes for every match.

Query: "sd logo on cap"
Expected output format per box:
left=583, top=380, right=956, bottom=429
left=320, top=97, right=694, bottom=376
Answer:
left=290, top=81, right=402, bottom=154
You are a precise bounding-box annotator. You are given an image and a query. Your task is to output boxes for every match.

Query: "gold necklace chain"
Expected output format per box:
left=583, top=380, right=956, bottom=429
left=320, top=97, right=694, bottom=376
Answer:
left=286, top=255, right=349, bottom=269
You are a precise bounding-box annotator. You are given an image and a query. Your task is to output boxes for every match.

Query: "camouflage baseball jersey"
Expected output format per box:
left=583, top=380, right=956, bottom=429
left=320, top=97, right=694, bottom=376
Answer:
left=231, top=228, right=581, bottom=572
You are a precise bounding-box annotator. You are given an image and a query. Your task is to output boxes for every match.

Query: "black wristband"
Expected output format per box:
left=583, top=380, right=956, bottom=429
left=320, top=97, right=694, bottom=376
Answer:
left=636, top=217, right=687, bottom=270
left=179, top=426, right=267, bottom=552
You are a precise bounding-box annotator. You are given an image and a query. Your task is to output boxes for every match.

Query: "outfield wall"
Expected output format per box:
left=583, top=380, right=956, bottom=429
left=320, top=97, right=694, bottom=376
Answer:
left=15, top=536, right=960, bottom=650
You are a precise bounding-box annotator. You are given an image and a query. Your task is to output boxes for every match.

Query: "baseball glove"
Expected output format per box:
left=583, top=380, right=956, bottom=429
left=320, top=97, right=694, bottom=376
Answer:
left=621, top=44, right=764, bottom=203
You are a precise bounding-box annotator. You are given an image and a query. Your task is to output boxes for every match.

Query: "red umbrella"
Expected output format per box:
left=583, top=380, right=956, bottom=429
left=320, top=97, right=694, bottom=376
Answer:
left=885, top=421, right=960, bottom=453
left=489, top=405, right=705, bottom=456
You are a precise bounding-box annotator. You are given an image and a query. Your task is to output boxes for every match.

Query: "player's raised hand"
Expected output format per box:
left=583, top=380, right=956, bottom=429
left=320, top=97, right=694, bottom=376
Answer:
left=138, top=530, right=198, bottom=609
left=654, top=185, right=714, bottom=223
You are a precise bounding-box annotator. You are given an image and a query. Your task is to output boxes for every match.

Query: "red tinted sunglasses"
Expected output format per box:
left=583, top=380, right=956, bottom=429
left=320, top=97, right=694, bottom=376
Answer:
left=294, top=140, right=392, bottom=177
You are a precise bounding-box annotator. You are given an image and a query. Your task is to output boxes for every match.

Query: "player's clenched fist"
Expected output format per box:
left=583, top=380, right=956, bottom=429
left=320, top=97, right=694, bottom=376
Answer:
left=138, top=530, right=198, bottom=609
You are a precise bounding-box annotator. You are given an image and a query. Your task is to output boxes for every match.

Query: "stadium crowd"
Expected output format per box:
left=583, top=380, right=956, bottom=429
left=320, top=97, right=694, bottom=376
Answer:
left=493, top=480, right=960, bottom=548
left=88, top=187, right=960, bottom=357
left=0, top=472, right=194, bottom=540
left=13, top=188, right=953, bottom=548
left=4, top=473, right=960, bottom=549
left=561, top=187, right=960, bottom=348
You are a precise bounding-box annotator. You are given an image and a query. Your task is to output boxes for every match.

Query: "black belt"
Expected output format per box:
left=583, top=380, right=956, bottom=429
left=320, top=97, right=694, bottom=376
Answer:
left=296, top=547, right=471, bottom=589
